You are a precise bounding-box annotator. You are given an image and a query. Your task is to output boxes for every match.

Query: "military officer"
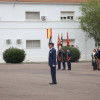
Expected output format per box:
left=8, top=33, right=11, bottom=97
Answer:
left=67, top=49, right=71, bottom=70
left=48, top=42, right=57, bottom=85
left=57, top=51, right=61, bottom=70
left=62, top=49, right=66, bottom=70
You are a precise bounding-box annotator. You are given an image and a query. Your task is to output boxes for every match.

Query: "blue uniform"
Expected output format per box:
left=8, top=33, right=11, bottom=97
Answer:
left=67, top=52, right=71, bottom=70
left=49, top=48, right=57, bottom=83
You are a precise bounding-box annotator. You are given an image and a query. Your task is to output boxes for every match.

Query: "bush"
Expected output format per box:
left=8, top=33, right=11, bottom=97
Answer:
left=62, top=46, right=81, bottom=62
left=3, top=47, right=26, bottom=63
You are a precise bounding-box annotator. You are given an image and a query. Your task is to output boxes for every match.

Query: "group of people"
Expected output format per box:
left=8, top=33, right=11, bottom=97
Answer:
left=48, top=42, right=71, bottom=85
left=57, top=48, right=71, bottom=70
left=92, top=47, right=100, bottom=70
left=48, top=40, right=100, bottom=85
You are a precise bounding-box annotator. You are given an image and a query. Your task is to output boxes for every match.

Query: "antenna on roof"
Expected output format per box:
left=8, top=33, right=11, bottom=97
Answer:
left=13, top=0, right=18, bottom=8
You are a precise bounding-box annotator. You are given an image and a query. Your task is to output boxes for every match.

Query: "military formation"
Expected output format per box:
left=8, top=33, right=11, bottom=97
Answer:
left=57, top=48, right=71, bottom=70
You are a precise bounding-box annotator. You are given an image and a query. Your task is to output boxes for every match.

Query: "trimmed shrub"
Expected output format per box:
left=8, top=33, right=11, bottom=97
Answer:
left=3, top=47, right=26, bottom=63
left=62, top=46, right=81, bottom=62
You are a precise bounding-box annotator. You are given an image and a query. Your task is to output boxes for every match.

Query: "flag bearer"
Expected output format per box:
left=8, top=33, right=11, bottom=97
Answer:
left=57, top=51, right=61, bottom=70
left=62, top=49, right=66, bottom=70
left=67, top=49, right=71, bottom=70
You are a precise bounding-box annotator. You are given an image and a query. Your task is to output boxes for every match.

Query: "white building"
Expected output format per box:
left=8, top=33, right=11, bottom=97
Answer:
left=0, top=0, right=95, bottom=63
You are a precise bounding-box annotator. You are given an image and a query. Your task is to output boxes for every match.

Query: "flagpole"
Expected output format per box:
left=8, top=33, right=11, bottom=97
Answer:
left=61, top=33, right=63, bottom=49
left=57, top=34, right=59, bottom=52
left=62, top=33, right=63, bottom=48
left=61, top=33, right=63, bottom=64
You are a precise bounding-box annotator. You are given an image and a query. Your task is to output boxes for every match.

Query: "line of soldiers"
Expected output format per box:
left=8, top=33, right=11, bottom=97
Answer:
left=57, top=48, right=71, bottom=70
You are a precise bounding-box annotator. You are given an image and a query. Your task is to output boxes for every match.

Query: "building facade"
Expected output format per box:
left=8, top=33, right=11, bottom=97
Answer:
left=0, top=0, right=95, bottom=63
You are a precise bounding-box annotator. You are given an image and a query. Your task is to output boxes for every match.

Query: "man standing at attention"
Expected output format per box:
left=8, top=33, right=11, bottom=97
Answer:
left=57, top=51, right=61, bottom=70
left=48, top=42, right=57, bottom=85
left=62, top=48, right=66, bottom=70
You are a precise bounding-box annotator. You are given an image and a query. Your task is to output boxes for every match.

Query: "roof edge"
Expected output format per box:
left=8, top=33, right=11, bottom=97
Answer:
left=0, top=1, right=83, bottom=5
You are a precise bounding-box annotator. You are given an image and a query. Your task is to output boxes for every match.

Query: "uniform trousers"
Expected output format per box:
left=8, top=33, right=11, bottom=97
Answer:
left=62, top=62, right=66, bottom=69
left=50, top=66, right=57, bottom=83
left=67, top=61, right=71, bottom=70
left=58, top=61, right=61, bottom=69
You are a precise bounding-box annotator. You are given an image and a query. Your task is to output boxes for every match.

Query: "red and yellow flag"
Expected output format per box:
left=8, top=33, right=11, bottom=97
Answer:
left=47, top=29, right=52, bottom=39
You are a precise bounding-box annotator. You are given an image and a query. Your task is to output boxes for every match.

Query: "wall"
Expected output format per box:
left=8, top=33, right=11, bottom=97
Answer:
left=0, top=2, right=95, bottom=62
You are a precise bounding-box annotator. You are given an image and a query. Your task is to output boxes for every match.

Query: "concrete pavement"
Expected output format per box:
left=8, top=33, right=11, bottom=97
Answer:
left=0, top=62, right=100, bottom=100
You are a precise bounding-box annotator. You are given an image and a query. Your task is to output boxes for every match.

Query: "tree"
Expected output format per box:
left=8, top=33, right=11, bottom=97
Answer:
left=79, top=0, right=100, bottom=42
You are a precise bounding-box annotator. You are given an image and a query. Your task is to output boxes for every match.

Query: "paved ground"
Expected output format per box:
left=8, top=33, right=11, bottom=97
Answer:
left=0, top=62, right=100, bottom=100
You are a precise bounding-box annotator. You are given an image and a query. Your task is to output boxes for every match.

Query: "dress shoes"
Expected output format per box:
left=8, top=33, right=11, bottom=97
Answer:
left=67, top=69, right=71, bottom=71
left=62, top=69, right=65, bottom=70
left=49, top=82, right=57, bottom=85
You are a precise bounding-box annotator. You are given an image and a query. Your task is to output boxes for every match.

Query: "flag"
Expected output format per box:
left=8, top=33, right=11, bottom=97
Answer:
left=47, top=29, right=52, bottom=39
left=67, top=32, right=70, bottom=47
left=57, top=34, right=60, bottom=49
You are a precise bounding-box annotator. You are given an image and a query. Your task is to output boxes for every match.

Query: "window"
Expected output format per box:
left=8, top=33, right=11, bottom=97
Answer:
left=67, top=16, right=70, bottom=19
left=71, top=16, right=73, bottom=20
left=26, top=12, right=40, bottom=20
left=61, top=11, right=74, bottom=21
left=26, top=40, right=40, bottom=49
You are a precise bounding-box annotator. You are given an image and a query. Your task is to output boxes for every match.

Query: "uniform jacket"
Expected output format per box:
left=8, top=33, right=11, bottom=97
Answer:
left=62, top=51, right=66, bottom=62
left=67, top=52, right=71, bottom=62
left=49, top=48, right=56, bottom=66
left=96, top=50, right=100, bottom=60
left=57, top=52, right=61, bottom=62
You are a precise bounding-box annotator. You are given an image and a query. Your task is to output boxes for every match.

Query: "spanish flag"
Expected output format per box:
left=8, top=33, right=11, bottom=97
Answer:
left=47, top=29, right=52, bottom=39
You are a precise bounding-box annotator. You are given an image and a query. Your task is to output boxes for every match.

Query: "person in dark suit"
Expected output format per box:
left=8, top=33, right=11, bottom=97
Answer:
left=95, top=48, right=100, bottom=70
left=67, top=49, right=71, bottom=70
left=48, top=42, right=57, bottom=85
left=57, top=51, right=61, bottom=70
left=96, top=47, right=99, bottom=54
left=61, top=49, right=66, bottom=70
left=92, top=49, right=97, bottom=70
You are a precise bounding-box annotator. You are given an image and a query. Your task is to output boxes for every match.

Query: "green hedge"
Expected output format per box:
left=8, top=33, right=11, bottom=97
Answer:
left=62, top=46, right=81, bottom=62
left=3, top=47, right=26, bottom=63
